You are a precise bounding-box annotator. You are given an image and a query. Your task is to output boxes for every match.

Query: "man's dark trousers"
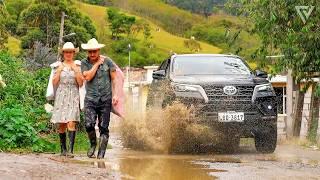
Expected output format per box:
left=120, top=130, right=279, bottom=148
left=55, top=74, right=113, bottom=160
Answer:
left=84, top=98, right=112, bottom=159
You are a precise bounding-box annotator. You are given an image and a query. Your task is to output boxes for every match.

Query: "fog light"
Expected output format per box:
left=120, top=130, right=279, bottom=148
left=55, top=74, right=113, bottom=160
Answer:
left=268, top=105, right=272, bottom=110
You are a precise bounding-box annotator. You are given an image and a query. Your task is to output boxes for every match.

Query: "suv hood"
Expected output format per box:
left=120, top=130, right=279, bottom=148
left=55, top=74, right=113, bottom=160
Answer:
left=172, top=74, right=267, bottom=85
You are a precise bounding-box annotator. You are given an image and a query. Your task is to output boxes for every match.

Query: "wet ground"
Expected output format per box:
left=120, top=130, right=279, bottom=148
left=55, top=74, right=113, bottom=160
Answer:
left=1, top=136, right=320, bottom=180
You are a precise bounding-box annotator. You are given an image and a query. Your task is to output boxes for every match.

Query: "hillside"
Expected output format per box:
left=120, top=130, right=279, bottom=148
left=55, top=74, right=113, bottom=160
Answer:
left=107, top=0, right=260, bottom=64
left=74, top=1, right=222, bottom=55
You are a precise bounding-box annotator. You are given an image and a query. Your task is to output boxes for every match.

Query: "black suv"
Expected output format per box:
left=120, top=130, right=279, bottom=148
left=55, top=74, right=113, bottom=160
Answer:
left=147, top=54, right=277, bottom=153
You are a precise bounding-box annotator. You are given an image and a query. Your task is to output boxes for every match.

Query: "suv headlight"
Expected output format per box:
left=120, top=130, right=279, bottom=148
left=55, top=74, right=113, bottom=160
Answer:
left=174, top=84, right=199, bottom=92
left=255, top=83, right=274, bottom=92
left=172, top=83, right=208, bottom=103
left=252, top=83, right=277, bottom=115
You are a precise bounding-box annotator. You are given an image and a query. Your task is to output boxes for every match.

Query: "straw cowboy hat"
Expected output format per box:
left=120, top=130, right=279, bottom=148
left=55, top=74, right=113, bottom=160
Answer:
left=59, top=42, right=79, bottom=54
left=81, top=38, right=105, bottom=50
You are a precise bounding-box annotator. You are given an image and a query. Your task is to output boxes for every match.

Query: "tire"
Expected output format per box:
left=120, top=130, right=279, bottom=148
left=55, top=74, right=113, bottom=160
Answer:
left=255, top=125, right=277, bottom=153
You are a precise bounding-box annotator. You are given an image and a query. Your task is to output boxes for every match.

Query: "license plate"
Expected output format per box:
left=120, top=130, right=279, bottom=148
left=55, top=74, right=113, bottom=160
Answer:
left=218, top=112, right=244, bottom=122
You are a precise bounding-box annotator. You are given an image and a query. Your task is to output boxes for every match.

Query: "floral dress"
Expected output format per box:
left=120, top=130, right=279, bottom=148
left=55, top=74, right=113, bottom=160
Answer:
left=51, top=66, right=80, bottom=123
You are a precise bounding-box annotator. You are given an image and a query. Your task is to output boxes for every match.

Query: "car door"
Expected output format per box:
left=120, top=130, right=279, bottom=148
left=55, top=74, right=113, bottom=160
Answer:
left=146, top=59, right=170, bottom=108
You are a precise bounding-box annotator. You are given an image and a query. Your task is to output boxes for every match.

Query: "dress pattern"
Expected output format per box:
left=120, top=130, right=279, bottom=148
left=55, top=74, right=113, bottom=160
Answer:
left=51, top=66, right=80, bottom=123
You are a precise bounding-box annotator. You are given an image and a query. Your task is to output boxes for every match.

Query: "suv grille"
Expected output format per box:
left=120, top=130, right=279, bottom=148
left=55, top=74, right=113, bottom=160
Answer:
left=201, top=85, right=257, bottom=115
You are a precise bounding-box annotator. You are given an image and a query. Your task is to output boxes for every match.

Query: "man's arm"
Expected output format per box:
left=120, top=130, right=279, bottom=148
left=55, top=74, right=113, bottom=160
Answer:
left=110, top=70, right=118, bottom=105
left=82, top=59, right=104, bottom=81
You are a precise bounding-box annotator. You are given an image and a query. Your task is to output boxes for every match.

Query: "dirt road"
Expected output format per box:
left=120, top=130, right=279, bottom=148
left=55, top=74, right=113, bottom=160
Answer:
left=1, top=140, right=320, bottom=180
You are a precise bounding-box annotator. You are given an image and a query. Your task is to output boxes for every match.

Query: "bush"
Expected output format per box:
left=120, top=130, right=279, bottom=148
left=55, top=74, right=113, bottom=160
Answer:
left=0, top=51, right=54, bottom=152
left=0, top=107, right=37, bottom=150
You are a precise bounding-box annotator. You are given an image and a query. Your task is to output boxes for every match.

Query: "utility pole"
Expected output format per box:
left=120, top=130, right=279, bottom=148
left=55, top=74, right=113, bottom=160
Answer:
left=128, top=44, right=131, bottom=87
left=57, top=12, right=65, bottom=61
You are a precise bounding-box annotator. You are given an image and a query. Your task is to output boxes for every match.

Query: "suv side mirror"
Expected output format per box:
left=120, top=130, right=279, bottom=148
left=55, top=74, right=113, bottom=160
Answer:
left=255, top=70, right=268, bottom=78
left=152, top=70, right=166, bottom=80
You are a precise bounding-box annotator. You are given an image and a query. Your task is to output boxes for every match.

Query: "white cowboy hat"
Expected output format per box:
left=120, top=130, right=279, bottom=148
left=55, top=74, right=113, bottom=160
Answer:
left=59, top=42, right=79, bottom=54
left=81, top=38, right=105, bottom=50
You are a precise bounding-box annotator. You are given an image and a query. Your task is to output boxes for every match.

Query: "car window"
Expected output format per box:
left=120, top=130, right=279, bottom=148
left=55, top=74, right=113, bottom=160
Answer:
left=172, top=56, right=251, bottom=76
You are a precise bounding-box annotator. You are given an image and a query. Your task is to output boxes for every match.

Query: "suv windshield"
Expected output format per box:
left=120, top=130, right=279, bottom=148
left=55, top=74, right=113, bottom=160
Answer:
left=172, top=56, right=251, bottom=76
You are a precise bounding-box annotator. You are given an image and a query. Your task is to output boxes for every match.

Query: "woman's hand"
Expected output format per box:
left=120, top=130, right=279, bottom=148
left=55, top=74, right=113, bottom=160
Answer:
left=72, top=63, right=84, bottom=87
left=56, top=64, right=64, bottom=73
left=70, top=63, right=79, bottom=72
left=53, top=64, right=64, bottom=88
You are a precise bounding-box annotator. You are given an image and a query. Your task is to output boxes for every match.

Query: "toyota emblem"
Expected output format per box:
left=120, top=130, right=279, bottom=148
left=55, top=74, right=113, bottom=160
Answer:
left=223, top=86, right=237, bottom=95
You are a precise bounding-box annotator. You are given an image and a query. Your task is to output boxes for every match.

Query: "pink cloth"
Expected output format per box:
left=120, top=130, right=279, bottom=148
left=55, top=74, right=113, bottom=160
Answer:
left=111, top=64, right=125, bottom=119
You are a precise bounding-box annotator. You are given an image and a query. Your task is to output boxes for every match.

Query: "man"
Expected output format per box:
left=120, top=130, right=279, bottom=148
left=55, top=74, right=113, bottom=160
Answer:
left=81, top=38, right=118, bottom=159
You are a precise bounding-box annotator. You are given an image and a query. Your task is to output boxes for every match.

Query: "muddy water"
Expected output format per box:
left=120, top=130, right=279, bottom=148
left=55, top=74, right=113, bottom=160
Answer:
left=119, top=102, right=223, bottom=154
left=102, top=150, right=219, bottom=180
left=60, top=89, right=320, bottom=179
left=66, top=142, right=320, bottom=180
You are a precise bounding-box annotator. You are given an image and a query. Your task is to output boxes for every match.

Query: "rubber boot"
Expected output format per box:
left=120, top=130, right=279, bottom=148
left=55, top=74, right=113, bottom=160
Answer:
left=87, top=130, right=97, bottom=158
left=59, top=133, right=67, bottom=156
left=68, top=131, right=76, bottom=158
left=97, top=134, right=109, bottom=159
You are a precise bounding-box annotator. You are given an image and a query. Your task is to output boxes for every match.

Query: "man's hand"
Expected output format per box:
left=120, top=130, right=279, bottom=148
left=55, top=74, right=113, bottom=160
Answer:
left=112, top=95, right=119, bottom=105
left=96, top=58, right=104, bottom=66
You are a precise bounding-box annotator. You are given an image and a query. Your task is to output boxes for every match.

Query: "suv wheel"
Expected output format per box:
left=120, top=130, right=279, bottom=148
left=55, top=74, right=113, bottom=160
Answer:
left=254, top=125, right=277, bottom=153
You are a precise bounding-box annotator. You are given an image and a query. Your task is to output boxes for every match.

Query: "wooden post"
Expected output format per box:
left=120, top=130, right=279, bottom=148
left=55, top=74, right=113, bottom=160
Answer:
left=286, top=69, right=294, bottom=137
left=57, top=12, right=65, bottom=61
left=293, top=83, right=305, bottom=137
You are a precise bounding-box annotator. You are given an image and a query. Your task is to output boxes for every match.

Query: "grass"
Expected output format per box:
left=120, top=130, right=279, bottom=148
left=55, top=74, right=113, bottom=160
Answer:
left=74, top=1, right=222, bottom=54
left=5, top=36, right=21, bottom=56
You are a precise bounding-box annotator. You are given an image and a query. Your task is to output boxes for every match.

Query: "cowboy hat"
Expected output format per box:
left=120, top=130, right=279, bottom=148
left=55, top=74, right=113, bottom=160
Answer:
left=81, top=38, right=105, bottom=50
left=59, top=42, right=79, bottom=54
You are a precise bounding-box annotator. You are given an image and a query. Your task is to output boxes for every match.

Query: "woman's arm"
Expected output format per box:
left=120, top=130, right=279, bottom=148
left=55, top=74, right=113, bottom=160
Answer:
left=52, top=65, right=64, bottom=88
left=72, top=65, right=84, bottom=87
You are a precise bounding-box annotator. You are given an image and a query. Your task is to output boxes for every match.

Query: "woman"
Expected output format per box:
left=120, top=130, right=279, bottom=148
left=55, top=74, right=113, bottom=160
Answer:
left=51, top=42, right=84, bottom=157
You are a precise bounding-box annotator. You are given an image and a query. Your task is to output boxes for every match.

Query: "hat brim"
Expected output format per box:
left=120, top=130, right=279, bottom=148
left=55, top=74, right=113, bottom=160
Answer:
left=59, top=47, right=79, bottom=54
left=81, top=44, right=105, bottom=50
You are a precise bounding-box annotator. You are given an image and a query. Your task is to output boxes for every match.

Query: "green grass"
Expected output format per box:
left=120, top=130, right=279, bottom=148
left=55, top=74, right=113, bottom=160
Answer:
left=74, top=1, right=221, bottom=54
left=5, top=36, right=21, bottom=56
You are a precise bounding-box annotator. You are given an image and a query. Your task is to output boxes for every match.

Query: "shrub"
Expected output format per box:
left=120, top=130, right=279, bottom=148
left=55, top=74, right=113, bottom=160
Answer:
left=0, top=51, right=54, bottom=151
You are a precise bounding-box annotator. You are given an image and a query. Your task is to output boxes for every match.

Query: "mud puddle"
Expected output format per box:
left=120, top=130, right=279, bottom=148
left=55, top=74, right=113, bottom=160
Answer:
left=68, top=149, right=231, bottom=180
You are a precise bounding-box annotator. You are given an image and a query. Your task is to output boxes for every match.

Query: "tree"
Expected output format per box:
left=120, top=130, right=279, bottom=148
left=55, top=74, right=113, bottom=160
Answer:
left=107, top=8, right=136, bottom=39
left=235, top=0, right=320, bottom=137
left=0, top=1, right=8, bottom=49
left=18, top=0, right=96, bottom=49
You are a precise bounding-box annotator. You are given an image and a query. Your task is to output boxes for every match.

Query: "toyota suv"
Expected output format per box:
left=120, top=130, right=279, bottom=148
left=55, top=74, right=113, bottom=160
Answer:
left=147, top=54, right=277, bottom=153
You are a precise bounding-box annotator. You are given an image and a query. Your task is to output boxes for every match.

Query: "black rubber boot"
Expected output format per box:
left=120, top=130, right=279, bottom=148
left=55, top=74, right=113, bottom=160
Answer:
left=97, top=134, right=109, bottom=159
left=59, top=133, right=67, bottom=156
left=68, top=131, right=76, bottom=158
left=87, top=130, right=97, bottom=158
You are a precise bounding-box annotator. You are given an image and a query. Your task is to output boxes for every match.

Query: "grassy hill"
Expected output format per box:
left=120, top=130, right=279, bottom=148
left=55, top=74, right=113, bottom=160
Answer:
left=74, top=1, right=222, bottom=55
left=107, top=0, right=260, bottom=65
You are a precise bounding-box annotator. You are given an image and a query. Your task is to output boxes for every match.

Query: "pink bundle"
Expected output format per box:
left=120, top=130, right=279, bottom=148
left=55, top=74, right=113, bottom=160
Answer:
left=111, top=63, right=125, bottom=119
